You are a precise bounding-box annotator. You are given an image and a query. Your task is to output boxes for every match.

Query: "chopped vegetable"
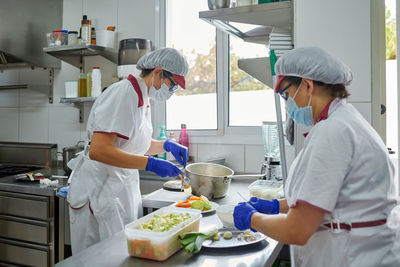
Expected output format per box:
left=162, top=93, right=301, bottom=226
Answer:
left=175, top=200, right=192, bottom=208
left=191, top=200, right=205, bottom=210
left=213, top=232, right=220, bottom=241
left=174, top=195, right=212, bottom=211
left=223, top=231, right=232, bottom=239
left=137, top=212, right=191, bottom=232
left=178, top=226, right=218, bottom=254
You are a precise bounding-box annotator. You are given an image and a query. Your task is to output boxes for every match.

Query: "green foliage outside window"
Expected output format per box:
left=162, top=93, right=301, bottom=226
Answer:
left=386, top=7, right=396, bottom=60
left=176, top=44, right=267, bottom=95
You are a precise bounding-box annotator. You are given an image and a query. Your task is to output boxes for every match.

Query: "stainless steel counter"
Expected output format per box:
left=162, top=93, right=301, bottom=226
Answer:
left=0, top=167, right=67, bottom=196
left=56, top=179, right=283, bottom=267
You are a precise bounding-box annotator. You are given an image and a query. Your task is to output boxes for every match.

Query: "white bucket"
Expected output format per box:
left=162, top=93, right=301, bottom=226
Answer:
left=96, top=30, right=116, bottom=49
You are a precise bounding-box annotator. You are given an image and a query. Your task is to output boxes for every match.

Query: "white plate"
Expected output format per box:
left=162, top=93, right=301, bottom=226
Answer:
left=172, top=201, right=218, bottom=215
left=202, top=228, right=267, bottom=249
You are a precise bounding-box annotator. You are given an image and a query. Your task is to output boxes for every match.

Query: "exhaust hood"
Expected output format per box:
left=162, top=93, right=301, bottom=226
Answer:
left=0, top=0, right=62, bottom=70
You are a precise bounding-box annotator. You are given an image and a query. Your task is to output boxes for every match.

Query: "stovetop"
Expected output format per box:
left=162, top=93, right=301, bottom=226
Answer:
left=0, top=164, right=44, bottom=178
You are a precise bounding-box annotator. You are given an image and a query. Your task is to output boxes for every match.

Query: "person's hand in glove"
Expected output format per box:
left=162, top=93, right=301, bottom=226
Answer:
left=146, top=156, right=183, bottom=177
left=163, top=139, right=188, bottom=167
left=233, top=202, right=257, bottom=231
left=248, top=197, right=279, bottom=214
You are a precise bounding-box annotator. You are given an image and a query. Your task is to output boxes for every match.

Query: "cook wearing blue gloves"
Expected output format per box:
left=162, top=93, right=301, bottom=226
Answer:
left=163, top=139, right=188, bottom=167
left=233, top=202, right=257, bottom=231
left=146, top=156, right=183, bottom=177
left=248, top=197, right=279, bottom=214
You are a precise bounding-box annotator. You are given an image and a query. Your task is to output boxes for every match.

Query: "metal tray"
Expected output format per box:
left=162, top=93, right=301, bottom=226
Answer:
left=202, top=228, right=267, bottom=249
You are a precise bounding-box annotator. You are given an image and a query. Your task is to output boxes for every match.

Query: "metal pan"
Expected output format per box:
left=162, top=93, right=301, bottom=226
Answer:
left=185, top=162, right=265, bottom=199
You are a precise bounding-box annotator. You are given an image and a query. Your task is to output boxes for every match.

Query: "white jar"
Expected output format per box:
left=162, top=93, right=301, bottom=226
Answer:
left=91, top=67, right=102, bottom=97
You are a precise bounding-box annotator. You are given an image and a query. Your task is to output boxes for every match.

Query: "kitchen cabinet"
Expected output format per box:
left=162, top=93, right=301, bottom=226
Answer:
left=0, top=191, right=55, bottom=267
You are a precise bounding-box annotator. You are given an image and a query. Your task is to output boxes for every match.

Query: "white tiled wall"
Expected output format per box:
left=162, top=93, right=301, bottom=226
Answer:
left=187, top=143, right=295, bottom=173
left=0, top=0, right=157, bottom=154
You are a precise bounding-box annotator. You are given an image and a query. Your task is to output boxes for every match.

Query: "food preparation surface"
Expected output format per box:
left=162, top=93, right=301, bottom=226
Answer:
left=56, top=179, right=283, bottom=267
left=0, top=166, right=67, bottom=196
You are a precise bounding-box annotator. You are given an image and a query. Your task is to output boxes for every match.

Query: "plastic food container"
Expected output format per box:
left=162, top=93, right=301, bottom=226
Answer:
left=125, top=207, right=201, bottom=261
left=248, top=180, right=284, bottom=200
left=61, top=30, right=68, bottom=45
left=216, top=204, right=235, bottom=228
left=96, top=30, right=116, bottom=48
left=52, top=30, right=62, bottom=46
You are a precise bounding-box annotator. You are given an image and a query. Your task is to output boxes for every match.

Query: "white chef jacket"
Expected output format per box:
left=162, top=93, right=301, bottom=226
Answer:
left=67, top=74, right=153, bottom=254
left=285, top=98, right=399, bottom=266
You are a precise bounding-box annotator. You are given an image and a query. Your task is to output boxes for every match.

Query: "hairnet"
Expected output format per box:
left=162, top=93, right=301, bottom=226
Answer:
left=274, top=47, right=353, bottom=90
left=136, top=48, right=189, bottom=76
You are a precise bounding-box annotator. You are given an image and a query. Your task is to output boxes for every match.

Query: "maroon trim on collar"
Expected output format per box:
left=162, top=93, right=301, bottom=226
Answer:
left=303, top=99, right=336, bottom=138
left=316, top=98, right=335, bottom=123
left=127, top=74, right=144, bottom=108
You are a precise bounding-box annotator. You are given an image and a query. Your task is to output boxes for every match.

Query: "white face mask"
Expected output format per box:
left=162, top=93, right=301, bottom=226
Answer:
left=149, top=83, right=174, bottom=101
left=148, top=72, right=175, bottom=101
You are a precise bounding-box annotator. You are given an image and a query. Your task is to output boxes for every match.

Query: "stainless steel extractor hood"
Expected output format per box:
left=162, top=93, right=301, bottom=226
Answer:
left=0, top=0, right=62, bottom=69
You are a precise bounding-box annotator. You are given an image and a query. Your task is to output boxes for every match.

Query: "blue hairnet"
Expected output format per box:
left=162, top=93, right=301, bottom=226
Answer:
left=136, top=48, right=189, bottom=76
left=275, top=47, right=353, bottom=85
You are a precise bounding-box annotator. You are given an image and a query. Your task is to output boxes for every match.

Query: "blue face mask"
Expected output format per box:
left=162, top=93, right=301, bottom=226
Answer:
left=285, top=83, right=314, bottom=126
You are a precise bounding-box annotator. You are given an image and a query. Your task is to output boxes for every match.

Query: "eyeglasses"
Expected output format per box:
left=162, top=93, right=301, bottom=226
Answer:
left=162, top=71, right=179, bottom=92
left=278, top=83, right=292, bottom=100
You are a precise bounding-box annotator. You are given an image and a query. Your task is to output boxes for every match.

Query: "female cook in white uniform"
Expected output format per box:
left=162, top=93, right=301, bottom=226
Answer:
left=67, top=48, right=190, bottom=254
left=233, top=47, right=400, bottom=266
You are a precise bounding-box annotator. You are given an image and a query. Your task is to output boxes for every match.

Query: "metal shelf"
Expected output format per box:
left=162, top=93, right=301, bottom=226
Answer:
left=60, top=97, right=96, bottom=103
left=199, top=2, right=293, bottom=44
left=43, top=44, right=117, bottom=68
left=238, top=57, right=273, bottom=87
left=0, top=69, right=54, bottom=103
left=60, top=97, right=96, bottom=122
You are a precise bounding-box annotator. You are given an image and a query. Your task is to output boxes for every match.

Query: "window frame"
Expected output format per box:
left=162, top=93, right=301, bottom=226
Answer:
left=154, top=0, right=269, bottom=145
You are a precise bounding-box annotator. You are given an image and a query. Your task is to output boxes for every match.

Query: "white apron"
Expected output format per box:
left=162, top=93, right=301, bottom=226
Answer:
left=285, top=98, right=400, bottom=267
left=67, top=75, right=152, bottom=254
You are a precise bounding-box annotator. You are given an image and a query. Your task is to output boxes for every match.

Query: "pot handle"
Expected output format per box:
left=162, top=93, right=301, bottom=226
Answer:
left=229, top=174, right=267, bottom=179
left=223, top=177, right=230, bottom=184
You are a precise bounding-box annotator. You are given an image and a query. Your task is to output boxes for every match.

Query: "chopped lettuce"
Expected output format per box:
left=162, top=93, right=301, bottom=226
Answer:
left=137, top=213, right=191, bottom=232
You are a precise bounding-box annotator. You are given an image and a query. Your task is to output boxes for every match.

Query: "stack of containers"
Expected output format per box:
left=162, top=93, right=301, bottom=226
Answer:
left=125, top=207, right=201, bottom=261
left=269, top=32, right=293, bottom=57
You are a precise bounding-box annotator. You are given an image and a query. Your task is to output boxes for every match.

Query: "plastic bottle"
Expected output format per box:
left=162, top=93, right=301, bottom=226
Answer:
left=91, top=27, right=96, bottom=45
left=86, top=72, right=92, bottom=97
left=80, top=15, right=91, bottom=44
left=166, top=132, right=177, bottom=161
left=78, top=71, right=87, bottom=97
left=91, top=67, right=102, bottom=97
left=157, top=126, right=168, bottom=159
left=179, top=124, right=189, bottom=155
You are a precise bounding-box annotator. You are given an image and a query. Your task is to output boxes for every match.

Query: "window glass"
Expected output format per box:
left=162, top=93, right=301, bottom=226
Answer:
left=229, top=33, right=285, bottom=126
left=166, top=0, right=217, bottom=130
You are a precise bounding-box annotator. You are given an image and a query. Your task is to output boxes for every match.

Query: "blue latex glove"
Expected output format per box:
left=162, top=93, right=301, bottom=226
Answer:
left=146, top=156, right=183, bottom=177
left=57, top=186, right=69, bottom=197
left=163, top=139, right=188, bottom=167
left=233, top=202, right=257, bottom=231
left=248, top=197, right=279, bottom=214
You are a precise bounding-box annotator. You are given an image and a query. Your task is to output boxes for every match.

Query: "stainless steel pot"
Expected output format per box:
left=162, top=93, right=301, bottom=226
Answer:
left=185, top=162, right=265, bottom=199
left=62, top=142, right=84, bottom=174
left=208, top=0, right=231, bottom=10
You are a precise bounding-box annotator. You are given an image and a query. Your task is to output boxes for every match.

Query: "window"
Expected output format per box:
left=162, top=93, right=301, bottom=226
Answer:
left=229, top=29, right=285, bottom=126
left=162, top=1, right=285, bottom=143
left=165, top=0, right=217, bottom=130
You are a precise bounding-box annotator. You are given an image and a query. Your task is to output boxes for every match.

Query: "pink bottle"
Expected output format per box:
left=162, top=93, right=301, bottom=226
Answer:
left=179, top=123, right=189, bottom=154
